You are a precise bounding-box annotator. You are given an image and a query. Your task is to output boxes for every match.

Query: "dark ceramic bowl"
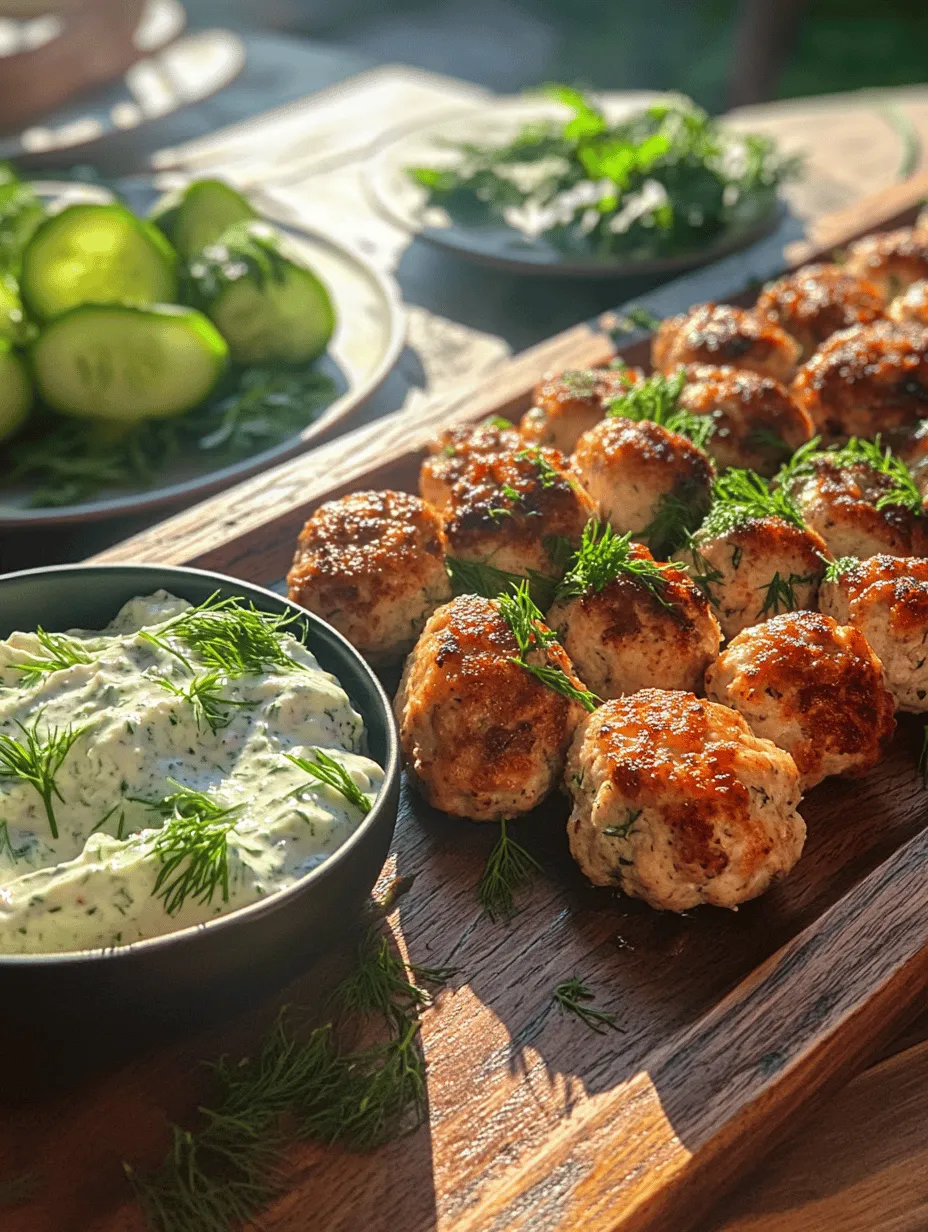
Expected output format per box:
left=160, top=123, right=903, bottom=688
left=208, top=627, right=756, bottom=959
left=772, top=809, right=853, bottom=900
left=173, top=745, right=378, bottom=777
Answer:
left=0, top=564, right=400, bottom=1036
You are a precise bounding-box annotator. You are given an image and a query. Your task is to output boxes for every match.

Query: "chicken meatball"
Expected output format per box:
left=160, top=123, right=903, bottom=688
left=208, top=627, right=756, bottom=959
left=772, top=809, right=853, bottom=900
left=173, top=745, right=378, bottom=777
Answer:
left=419, top=420, right=522, bottom=511
left=678, top=365, right=813, bottom=475
left=888, top=280, right=928, bottom=328
left=820, top=554, right=928, bottom=712
left=677, top=513, right=828, bottom=642
left=565, top=690, right=805, bottom=911
left=781, top=444, right=928, bottom=559
left=571, top=417, right=714, bottom=559
left=845, top=227, right=928, bottom=299
left=652, top=303, right=800, bottom=383
left=395, top=593, right=586, bottom=820
left=790, top=322, right=928, bottom=442
left=288, top=490, right=452, bottom=664
left=754, top=263, right=884, bottom=361
left=706, top=611, right=895, bottom=791
left=519, top=364, right=643, bottom=454
left=442, top=445, right=595, bottom=587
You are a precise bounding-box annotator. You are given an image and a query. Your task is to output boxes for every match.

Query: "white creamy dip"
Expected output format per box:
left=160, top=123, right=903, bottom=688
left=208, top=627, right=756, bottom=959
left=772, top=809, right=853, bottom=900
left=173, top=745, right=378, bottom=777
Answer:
left=0, top=591, right=384, bottom=953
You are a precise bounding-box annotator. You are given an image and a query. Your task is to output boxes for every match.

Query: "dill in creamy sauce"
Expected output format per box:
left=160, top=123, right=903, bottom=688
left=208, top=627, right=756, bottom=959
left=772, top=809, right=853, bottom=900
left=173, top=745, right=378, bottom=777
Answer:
left=0, top=591, right=384, bottom=954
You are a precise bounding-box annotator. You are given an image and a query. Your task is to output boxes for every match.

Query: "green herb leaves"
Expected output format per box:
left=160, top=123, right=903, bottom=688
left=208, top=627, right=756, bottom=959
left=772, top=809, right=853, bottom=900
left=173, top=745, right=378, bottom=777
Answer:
left=143, top=594, right=305, bottom=678
left=778, top=436, right=924, bottom=516
left=286, top=749, right=372, bottom=816
left=476, top=818, right=542, bottom=921
left=11, top=627, right=93, bottom=687
left=136, top=786, right=242, bottom=917
left=701, top=466, right=805, bottom=538
left=556, top=520, right=679, bottom=607
left=608, top=369, right=715, bottom=450
left=445, top=556, right=560, bottom=609
left=553, top=977, right=621, bottom=1034
left=758, top=570, right=817, bottom=618
left=497, top=581, right=599, bottom=712
left=0, top=716, right=87, bottom=839
left=822, top=555, right=859, bottom=584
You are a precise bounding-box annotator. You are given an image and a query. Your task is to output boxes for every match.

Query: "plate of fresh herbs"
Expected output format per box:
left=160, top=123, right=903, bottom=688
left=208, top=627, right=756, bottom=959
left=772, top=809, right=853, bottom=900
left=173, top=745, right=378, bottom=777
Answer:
left=368, top=86, right=800, bottom=277
left=0, top=171, right=403, bottom=524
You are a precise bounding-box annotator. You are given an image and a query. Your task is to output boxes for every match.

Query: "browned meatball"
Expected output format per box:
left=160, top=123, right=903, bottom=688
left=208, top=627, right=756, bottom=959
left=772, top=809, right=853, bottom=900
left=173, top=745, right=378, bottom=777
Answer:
left=845, top=227, right=928, bottom=299
left=419, top=420, right=522, bottom=511
left=571, top=417, right=714, bottom=559
left=678, top=365, right=814, bottom=476
left=519, top=364, right=643, bottom=454
left=888, top=280, right=928, bottom=327
left=755, top=263, right=884, bottom=361
left=442, top=446, right=595, bottom=584
left=652, top=303, right=800, bottom=383
left=395, top=593, right=586, bottom=820
left=790, top=322, right=928, bottom=442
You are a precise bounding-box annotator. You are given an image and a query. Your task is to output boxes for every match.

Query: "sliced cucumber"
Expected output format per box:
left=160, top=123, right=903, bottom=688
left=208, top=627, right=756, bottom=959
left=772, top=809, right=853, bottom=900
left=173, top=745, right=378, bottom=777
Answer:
left=31, top=304, right=228, bottom=424
left=151, top=178, right=258, bottom=260
left=20, top=204, right=178, bottom=320
left=188, top=222, right=335, bottom=365
left=0, top=341, right=32, bottom=441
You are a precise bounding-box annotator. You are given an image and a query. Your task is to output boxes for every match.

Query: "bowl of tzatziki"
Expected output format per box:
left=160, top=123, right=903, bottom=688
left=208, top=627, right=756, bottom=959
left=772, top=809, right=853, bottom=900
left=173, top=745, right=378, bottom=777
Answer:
left=0, top=563, right=399, bottom=1030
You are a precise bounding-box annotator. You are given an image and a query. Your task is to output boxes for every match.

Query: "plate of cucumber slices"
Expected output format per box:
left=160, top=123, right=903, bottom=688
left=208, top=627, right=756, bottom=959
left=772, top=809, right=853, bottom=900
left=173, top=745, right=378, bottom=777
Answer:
left=0, top=171, right=404, bottom=525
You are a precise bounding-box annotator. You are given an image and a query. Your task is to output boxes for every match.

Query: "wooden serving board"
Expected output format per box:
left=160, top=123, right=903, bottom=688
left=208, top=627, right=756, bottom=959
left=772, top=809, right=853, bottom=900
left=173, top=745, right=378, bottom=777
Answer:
left=6, top=173, right=928, bottom=1232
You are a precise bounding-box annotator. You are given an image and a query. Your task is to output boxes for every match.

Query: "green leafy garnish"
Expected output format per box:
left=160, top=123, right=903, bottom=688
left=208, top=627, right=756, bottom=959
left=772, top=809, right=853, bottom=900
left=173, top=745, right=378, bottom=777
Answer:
left=685, top=537, right=726, bottom=605
left=610, top=306, right=663, bottom=337
left=157, top=671, right=258, bottom=735
left=642, top=479, right=710, bottom=560
left=822, top=555, right=859, bottom=584
left=778, top=436, right=923, bottom=516
left=701, top=466, right=805, bottom=538
left=603, top=807, right=642, bottom=839
left=477, top=818, right=542, bottom=921
left=553, top=977, right=621, bottom=1034
left=497, top=581, right=599, bottom=711
left=556, top=520, right=680, bottom=607
left=515, top=446, right=562, bottom=488
left=286, top=750, right=372, bottom=816
left=142, top=594, right=305, bottom=678
left=11, top=627, right=93, bottom=686
left=487, top=415, right=514, bottom=430
left=758, top=570, right=817, bottom=618
left=746, top=426, right=791, bottom=462
left=0, top=716, right=87, bottom=840
left=445, top=556, right=561, bottom=609
left=608, top=369, right=715, bottom=450
left=0, top=819, right=27, bottom=862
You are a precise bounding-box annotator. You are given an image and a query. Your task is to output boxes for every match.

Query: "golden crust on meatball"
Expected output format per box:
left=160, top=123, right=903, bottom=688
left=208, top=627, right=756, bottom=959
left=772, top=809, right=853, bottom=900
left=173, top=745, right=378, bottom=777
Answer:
left=677, top=514, right=828, bottom=642
left=288, top=489, right=451, bottom=664
left=571, top=417, right=714, bottom=559
left=845, top=227, right=928, bottom=299
left=652, top=303, right=800, bottom=383
left=820, top=554, right=928, bottom=712
left=565, top=690, right=805, bottom=911
left=442, top=446, right=595, bottom=580
left=547, top=544, right=721, bottom=698
left=395, top=594, right=586, bottom=820
left=705, top=610, right=895, bottom=791
left=420, top=421, right=522, bottom=510
left=784, top=452, right=928, bottom=559
left=790, top=322, right=928, bottom=442
left=678, top=365, right=813, bottom=475
left=888, top=280, right=928, bottom=328
left=519, top=364, right=644, bottom=454
left=755, top=263, right=884, bottom=361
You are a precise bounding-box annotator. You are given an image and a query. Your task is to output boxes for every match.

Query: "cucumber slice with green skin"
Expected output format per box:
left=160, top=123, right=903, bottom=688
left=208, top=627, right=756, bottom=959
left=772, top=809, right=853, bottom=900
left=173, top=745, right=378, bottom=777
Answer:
left=0, top=341, right=32, bottom=441
left=20, top=204, right=179, bottom=321
left=31, top=303, right=228, bottom=424
left=151, top=179, right=258, bottom=260
left=189, top=221, right=335, bottom=365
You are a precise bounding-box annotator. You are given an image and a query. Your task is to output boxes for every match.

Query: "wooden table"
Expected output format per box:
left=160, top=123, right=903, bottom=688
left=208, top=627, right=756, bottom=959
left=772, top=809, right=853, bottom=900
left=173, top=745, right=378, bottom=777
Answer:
left=10, top=66, right=928, bottom=1230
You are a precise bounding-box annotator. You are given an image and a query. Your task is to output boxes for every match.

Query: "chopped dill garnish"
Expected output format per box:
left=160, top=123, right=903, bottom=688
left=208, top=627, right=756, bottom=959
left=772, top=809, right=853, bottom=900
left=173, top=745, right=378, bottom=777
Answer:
left=701, top=466, right=805, bottom=538
left=642, top=479, right=710, bottom=559
left=134, top=785, right=242, bottom=916
left=286, top=749, right=372, bottom=815
left=603, top=807, right=642, bottom=839
left=556, top=520, right=680, bottom=607
left=778, top=436, right=923, bottom=516
left=607, top=369, right=715, bottom=450
left=685, top=536, right=725, bottom=605
left=89, top=801, right=128, bottom=840
left=476, top=817, right=542, bottom=921
left=757, top=570, right=817, bottom=618
left=543, top=533, right=574, bottom=573
left=497, top=581, right=599, bottom=711
left=746, top=426, right=791, bottom=461
left=157, top=671, right=258, bottom=735
left=822, top=554, right=859, bottom=584
left=515, top=446, right=562, bottom=487
left=12, top=627, right=92, bottom=686
left=446, top=557, right=560, bottom=608
left=141, top=594, right=306, bottom=677
left=486, top=415, right=514, bottom=430
left=610, top=305, right=663, bottom=337
left=553, top=977, right=621, bottom=1034
left=0, top=715, right=87, bottom=840
left=0, top=819, right=27, bottom=862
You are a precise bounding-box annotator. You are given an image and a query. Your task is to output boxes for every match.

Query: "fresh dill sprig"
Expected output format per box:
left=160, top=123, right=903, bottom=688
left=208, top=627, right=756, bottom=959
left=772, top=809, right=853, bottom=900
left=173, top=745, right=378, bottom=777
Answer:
left=822, top=555, right=859, bottom=584
left=642, top=479, right=710, bottom=560
left=603, top=807, right=642, bottom=839
left=477, top=817, right=542, bottom=921
left=607, top=369, right=715, bottom=450
left=515, top=446, right=561, bottom=488
left=142, top=594, right=305, bottom=677
left=0, top=819, right=27, bottom=862
left=497, top=581, right=599, bottom=711
left=778, top=436, right=923, bottom=516
left=12, top=627, right=93, bottom=686
left=553, top=977, right=621, bottom=1034
left=446, top=557, right=561, bottom=608
left=556, top=520, right=680, bottom=607
left=134, top=785, right=242, bottom=916
left=157, top=671, right=258, bottom=735
left=610, top=305, right=663, bottom=337
left=685, top=536, right=725, bottom=605
left=758, top=570, right=817, bottom=618
left=746, top=426, right=791, bottom=462
left=486, top=415, right=514, bottom=430
left=286, top=749, right=372, bottom=815
left=0, top=716, right=87, bottom=840
left=335, top=932, right=432, bottom=1027
left=701, top=467, right=805, bottom=538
